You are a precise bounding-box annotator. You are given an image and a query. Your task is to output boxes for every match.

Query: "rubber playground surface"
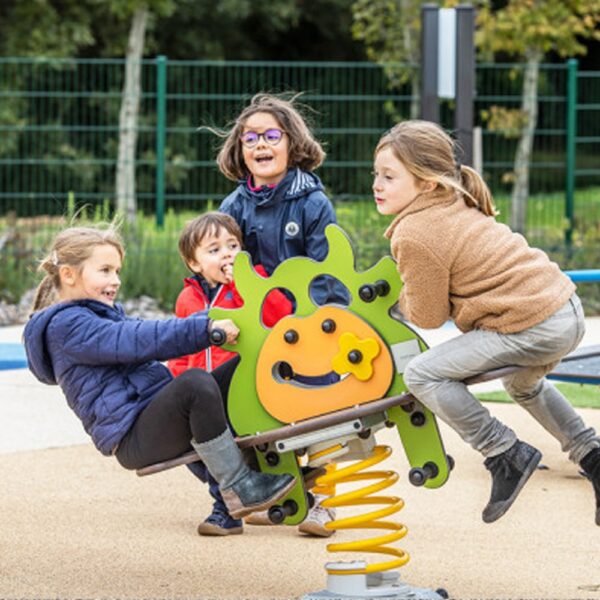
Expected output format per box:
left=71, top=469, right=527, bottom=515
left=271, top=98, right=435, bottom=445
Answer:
left=1, top=323, right=600, bottom=600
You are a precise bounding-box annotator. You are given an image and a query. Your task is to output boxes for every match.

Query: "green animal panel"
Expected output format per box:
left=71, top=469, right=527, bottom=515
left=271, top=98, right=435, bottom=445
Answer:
left=209, top=225, right=449, bottom=495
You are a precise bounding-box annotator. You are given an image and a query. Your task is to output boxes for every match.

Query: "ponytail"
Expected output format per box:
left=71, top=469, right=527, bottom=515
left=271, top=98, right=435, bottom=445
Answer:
left=32, top=275, right=58, bottom=313
left=459, top=165, right=498, bottom=217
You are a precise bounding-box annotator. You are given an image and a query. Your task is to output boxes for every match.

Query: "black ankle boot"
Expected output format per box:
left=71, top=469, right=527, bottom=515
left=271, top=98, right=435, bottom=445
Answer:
left=580, top=447, right=600, bottom=526
left=221, top=470, right=296, bottom=519
left=482, top=440, right=541, bottom=523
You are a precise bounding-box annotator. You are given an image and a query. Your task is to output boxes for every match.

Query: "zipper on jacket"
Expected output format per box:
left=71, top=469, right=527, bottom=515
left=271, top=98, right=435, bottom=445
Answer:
left=205, top=283, right=225, bottom=373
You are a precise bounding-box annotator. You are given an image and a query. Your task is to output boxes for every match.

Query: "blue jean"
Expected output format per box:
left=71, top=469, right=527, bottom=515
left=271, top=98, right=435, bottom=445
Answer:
left=404, top=294, right=600, bottom=463
left=187, top=461, right=228, bottom=514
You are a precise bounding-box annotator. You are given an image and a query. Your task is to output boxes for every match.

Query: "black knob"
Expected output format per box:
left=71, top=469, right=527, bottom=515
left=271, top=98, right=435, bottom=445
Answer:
left=282, top=499, right=298, bottom=516
left=409, top=462, right=438, bottom=486
left=284, top=329, right=299, bottom=344
left=321, top=319, right=336, bottom=333
left=265, top=452, right=280, bottom=466
left=267, top=505, right=285, bottom=524
left=359, top=284, right=377, bottom=302
left=348, top=349, right=362, bottom=364
left=267, top=499, right=298, bottom=524
left=375, top=280, right=391, bottom=297
left=446, top=454, right=455, bottom=471
left=410, top=411, right=426, bottom=427
left=409, top=467, right=427, bottom=486
left=209, top=328, right=226, bottom=346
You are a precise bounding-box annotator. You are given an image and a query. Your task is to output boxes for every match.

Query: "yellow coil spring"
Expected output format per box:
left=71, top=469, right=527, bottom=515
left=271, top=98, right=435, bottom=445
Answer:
left=314, top=444, right=409, bottom=576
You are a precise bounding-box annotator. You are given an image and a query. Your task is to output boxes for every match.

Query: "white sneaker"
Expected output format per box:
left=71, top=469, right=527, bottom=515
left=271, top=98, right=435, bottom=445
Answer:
left=297, top=495, right=336, bottom=537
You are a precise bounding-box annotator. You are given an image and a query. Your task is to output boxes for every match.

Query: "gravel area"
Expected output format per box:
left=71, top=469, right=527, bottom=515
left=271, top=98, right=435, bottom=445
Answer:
left=0, top=292, right=172, bottom=326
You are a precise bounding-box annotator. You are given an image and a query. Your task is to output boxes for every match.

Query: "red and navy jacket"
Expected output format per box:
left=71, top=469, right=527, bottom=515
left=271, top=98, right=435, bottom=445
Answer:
left=168, top=264, right=292, bottom=376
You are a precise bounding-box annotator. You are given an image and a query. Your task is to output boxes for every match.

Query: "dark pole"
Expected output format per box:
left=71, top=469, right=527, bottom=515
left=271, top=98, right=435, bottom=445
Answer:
left=421, top=4, right=439, bottom=123
left=454, top=4, right=475, bottom=166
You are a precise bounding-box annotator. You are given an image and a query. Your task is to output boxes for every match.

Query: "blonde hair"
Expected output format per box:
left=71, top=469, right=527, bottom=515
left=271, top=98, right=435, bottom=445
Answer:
left=179, top=212, right=242, bottom=272
left=214, top=93, right=326, bottom=181
left=32, top=225, right=125, bottom=312
left=375, top=120, right=497, bottom=217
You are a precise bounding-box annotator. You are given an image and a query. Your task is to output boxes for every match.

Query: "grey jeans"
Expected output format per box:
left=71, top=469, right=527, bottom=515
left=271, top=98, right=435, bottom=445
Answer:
left=404, top=294, right=599, bottom=463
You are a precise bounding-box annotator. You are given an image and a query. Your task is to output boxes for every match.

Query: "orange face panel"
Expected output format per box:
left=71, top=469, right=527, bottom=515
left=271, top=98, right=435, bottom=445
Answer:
left=256, top=306, right=394, bottom=423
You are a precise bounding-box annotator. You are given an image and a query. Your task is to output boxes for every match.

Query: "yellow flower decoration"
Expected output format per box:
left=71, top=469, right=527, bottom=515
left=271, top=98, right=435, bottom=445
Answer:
left=332, top=332, right=381, bottom=382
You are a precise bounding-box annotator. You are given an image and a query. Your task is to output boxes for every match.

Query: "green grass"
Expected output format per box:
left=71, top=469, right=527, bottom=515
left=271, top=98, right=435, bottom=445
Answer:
left=2, top=186, right=600, bottom=310
left=477, top=383, right=600, bottom=409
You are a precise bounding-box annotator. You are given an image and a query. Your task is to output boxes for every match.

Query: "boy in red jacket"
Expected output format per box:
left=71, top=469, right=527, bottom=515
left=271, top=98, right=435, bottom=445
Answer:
left=169, top=212, right=292, bottom=535
left=169, top=212, right=291, bottom=375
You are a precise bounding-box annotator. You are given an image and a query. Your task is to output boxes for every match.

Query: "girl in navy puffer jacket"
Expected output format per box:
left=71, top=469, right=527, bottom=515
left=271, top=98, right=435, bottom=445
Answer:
left=214, top=93, right=341, bottom=536
left=23, top=225, right=294, bottom=530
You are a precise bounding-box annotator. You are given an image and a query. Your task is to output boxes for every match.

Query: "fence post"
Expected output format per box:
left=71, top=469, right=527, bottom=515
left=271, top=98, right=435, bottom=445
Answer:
left=155, top=55, right=167, bottom=228
left=565, top=58, right=578, bottom=246
left=454, top=5, right=475, bottom=167
left=420, top=4, right=440, bottom=123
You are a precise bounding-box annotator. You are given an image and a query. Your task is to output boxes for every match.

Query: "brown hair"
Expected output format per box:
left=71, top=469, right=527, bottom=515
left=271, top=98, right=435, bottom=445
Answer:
left=214, top=93, right=326, bottom=181
left=32, top=225, right=125, bottom=312
left=178, top=212, right=242, bottom=273
left=375, top=120, right=497, bottom=217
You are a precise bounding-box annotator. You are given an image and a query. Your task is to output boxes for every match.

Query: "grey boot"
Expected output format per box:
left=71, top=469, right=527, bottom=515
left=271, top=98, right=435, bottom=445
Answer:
left=191, top=430, right=295, bottom=519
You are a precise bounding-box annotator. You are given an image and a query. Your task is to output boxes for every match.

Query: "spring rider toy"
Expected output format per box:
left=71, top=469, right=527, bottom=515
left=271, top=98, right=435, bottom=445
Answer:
left=139, top=224, right=453, bottom=600
left=212, top=224, right=452, bottom=599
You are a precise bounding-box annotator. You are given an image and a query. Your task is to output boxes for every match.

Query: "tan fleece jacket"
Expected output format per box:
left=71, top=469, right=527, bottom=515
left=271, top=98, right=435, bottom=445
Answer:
left=384, top=190, right=575, bottom=334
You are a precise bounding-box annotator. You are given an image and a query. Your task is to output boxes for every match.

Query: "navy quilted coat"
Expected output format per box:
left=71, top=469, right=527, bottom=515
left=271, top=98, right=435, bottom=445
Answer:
left=220, top=167, right=349, bottom=305
left=24, top=300, right=211, bottom=456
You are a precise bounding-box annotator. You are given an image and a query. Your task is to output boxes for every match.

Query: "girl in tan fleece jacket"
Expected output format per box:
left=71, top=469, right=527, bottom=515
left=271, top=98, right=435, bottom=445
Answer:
left=373, top=120, right=599, bottom=526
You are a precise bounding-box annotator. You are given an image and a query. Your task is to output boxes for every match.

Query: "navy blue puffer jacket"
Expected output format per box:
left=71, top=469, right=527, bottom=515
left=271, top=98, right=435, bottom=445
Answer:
left=220, top=168, right=349, bottom=305
left=24, top=300, right=211, bottom=455
left=220, top=168, right=335, bottom=275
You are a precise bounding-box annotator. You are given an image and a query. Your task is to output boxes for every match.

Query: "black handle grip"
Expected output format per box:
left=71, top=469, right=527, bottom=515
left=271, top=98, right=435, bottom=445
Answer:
left=359, top=279, right=391, bottom=303
left=408, top=461, right=439, bottom=487
left=209, top=327, right=227, bottom=346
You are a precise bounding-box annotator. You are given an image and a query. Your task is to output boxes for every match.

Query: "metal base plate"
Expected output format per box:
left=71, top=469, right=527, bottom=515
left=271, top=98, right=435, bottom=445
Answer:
left=302, top=568, right=446, bottom=600
left=301, top=585, right=445, bottom=600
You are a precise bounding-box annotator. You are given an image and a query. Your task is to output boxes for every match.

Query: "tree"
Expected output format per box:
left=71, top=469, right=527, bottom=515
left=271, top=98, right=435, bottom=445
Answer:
left=98, top=1, right=175, bottom=222
left=477, top=0, right=600, bottom=233
left=0, top=0, right=96, bottom=57
left=352, top=0, right=445, bottom=119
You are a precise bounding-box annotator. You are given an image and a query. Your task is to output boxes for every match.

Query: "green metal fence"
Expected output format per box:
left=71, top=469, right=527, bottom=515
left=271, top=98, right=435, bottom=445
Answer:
left=0, top=57, right=599, bottom=243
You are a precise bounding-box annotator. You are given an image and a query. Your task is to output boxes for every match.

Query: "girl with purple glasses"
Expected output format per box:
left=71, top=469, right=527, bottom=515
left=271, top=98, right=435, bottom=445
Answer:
left=190, top=93, right=343, bottom=537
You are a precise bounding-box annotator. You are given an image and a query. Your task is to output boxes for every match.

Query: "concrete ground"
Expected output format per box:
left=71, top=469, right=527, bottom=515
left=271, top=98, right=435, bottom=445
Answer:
left=1, top=320, right=599, bottom=600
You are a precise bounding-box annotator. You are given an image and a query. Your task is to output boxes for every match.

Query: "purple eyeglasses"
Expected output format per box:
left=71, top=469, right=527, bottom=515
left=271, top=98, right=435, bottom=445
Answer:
left=240, top=128, right=285, bottom=148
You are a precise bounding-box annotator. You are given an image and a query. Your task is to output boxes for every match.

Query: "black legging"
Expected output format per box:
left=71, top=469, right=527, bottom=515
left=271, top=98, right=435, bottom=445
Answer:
left=116, top=356, right=240, bottom=470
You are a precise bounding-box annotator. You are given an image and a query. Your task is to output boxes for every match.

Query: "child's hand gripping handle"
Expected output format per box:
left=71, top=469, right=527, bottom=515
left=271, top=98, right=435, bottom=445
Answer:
left=209, top=319, right=239, bottom=346
left=209, top=328, right=227, bottom=346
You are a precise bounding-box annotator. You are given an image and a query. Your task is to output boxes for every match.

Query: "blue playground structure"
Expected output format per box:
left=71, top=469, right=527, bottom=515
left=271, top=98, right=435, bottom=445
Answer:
left=0, top=342, right=27, bottom=371
left=547, top=270, right=600, bottom=385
